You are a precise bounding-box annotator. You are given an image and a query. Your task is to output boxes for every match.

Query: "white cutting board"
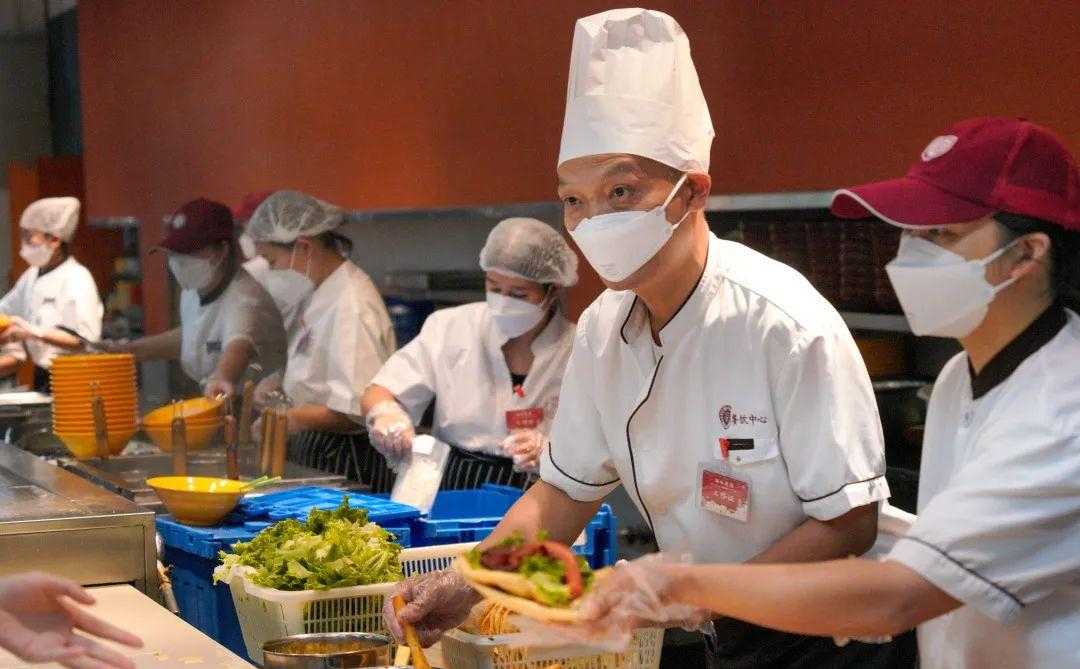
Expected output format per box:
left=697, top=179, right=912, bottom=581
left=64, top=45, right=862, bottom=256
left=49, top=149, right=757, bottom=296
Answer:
left=0, top=586, right=253, bottom=669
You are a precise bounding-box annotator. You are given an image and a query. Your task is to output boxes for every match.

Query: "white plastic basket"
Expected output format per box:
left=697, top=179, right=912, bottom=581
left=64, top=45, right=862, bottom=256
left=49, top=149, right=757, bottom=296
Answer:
left=440, top=628, right=663, bottom=669
left=221, top=542, right=478, bottom=662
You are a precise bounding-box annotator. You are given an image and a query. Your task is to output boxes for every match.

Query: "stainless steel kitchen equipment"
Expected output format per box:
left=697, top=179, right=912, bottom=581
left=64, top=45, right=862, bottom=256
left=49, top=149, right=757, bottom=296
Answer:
left=0, top=445, right=159, bottom=599
left=59, top=448, right=350, bottom=513
left=261, top=634, right=392, bottom=669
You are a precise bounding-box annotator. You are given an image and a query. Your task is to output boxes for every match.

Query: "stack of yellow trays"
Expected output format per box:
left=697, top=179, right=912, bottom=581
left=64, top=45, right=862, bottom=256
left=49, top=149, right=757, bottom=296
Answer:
left=50, top=353, right=139, bottom=459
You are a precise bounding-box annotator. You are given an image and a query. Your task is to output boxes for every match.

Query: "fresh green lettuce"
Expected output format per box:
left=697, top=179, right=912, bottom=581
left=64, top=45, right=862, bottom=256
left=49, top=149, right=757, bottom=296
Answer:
left=215, top=498, right=403, bottom=591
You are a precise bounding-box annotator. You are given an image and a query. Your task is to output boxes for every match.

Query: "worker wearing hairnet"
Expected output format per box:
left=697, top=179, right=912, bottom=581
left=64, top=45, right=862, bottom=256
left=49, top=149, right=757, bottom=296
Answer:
left=362, top=218, right=578, bottom=489
left=113, top=198, right=287, bottom=398
left=247, top=190, right=397, bottom=490
left=232, top=191, right=304, bottom=333
left=0, top=197, right=103, bottom=390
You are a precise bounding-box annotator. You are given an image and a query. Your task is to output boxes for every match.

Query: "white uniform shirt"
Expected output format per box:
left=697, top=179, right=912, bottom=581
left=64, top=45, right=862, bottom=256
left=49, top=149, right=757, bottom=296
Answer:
left=540, top=234, right=889, bottom=562
left=0, top=257, right=102, bottom=368
left=887, top=304, right=1080, bottom=669
left=179, top=268, right=287, bottom=386
left=371, top=302, right=575, bottom=456
left=283, top=261, right=396, bottom=421
left=243, top=256, right=301, bottom=333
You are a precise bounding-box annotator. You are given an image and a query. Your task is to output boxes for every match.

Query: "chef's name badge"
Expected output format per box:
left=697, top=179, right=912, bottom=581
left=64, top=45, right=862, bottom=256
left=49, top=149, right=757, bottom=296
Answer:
left=205, top=340, right=222, bottom=354
left=505, top=407, right=544, bottom=431
left=699, top=462, right=750, bottom=523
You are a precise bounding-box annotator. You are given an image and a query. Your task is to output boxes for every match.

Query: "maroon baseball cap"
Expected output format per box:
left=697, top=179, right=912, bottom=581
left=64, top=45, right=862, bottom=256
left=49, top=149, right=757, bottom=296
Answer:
left=156, top=198, right=235, bottom=254
left=832, top=117, right=1080, bottom=231
left=232, top=190, right=275, bottom=223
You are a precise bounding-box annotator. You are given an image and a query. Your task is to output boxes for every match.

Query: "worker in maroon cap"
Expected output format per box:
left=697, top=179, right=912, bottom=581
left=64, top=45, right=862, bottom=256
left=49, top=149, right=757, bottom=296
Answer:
left=112, top=198, right=287, bottom=398
left=563, top=118, right=1080, bottom=669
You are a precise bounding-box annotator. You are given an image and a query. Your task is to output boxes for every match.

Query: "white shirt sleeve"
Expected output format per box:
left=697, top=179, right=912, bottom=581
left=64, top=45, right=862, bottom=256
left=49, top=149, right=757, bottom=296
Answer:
left=539, top=322, right=620, bottom=502
left=773, top=328, right=889, bottom=520
left=369, top=314, right=440, bottom=424
left=319, top=301, right=392, bottom=420
left=0, top=271, right=32, bottom=319
left=888, top=421, right=1080, bottom=624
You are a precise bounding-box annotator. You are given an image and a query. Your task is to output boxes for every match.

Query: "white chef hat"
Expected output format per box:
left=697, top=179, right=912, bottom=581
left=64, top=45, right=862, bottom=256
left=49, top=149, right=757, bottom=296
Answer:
left=558, top=8, right=715, bottom=174
left=19, top=197, right=80, bottom=242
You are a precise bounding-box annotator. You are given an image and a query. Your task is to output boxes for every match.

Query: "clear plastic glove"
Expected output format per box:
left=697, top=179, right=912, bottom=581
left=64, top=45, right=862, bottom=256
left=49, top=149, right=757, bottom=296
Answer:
left=381, top=570, right=479, bottom=648
left=252, top=373, right=284, bottom=410
left=0, top=572, right=143, bottom=669
left=0, top=316, right=39, bottom=344
left=203, top=377, right=235, bottom=400
left=501, top=429, right=545, bottom=473
left=511, top=554, right=709, bottom=653
left=365, top=401, right=415, bottom=465
left=96, top=339, right=132, bottom=354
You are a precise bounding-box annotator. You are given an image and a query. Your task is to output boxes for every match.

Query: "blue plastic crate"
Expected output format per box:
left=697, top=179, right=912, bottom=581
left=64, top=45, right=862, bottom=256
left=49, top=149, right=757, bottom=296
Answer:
left=413, top=485, right=618, bottom=567
left=239, top=486, right=421, bottom=527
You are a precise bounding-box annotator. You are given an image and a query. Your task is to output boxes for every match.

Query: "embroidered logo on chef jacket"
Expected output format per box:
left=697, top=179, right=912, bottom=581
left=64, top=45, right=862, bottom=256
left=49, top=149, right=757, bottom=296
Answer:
left=205, top=340, right=222, bottom=354
left=718, top=404, right=769, bottom=429
left=171, top=214, right=186, bottom=229
left=506, top=407, right=544, bottom=431
left=42, top=297, right=56, bottom=305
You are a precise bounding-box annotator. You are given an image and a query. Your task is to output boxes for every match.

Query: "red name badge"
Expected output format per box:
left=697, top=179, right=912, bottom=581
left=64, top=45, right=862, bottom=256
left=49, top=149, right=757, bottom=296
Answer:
left=700, top=467, right=750, bottom=523
left=505, top=407, right=544, bottom=431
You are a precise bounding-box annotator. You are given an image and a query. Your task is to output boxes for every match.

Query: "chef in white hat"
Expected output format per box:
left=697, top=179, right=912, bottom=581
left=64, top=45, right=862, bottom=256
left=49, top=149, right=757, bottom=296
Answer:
left=0, top=197, right=103, bottom=390
left=385, top=9, right=895, bottom=665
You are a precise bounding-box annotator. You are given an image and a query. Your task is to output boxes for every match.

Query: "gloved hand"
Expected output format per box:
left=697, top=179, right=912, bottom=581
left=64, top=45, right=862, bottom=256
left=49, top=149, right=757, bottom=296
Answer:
left=365, top=401, right=415, bottom=465
left=501, top=429, right=546, bottom=473
left=0, top=572, right=143, bottom=669
left=253, top=373, right=285, bottom=410
left=382, top=570, right=480, bottom=648
left=0, top=316, right=40, bottom=344
left=578, top=554, right=710, bottom=632
left=203, top=377, right=235, bottom=400
left=96, top=339, right=132, bottom=354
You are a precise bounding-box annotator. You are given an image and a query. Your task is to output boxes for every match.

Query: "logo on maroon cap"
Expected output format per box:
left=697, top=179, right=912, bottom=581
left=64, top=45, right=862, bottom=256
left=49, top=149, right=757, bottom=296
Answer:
left=920, top=135, right=958, bottom=162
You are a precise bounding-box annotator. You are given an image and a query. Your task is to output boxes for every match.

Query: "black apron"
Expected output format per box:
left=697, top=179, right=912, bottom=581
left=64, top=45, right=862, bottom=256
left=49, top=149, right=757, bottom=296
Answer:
left=440, top=445, right=532, bottom=491
left=287, top=430, right=396, bottom=493
left=703, top=619, right=917, bottom=669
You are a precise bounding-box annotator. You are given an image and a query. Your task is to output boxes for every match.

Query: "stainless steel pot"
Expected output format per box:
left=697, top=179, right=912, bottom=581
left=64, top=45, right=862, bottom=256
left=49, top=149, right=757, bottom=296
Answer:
left=261, top=633, right=393, bottom=669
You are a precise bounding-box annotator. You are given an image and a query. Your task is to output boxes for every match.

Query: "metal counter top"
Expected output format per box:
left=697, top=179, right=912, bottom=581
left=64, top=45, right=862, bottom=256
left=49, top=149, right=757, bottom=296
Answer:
left=0, top=445, right=159, bottom=598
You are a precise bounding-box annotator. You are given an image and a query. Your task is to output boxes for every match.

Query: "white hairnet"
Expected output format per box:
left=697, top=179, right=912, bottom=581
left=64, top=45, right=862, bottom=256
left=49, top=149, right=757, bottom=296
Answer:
left=20, top=197, right=80, bottom=242
left=245, top=190, right=345, bottom=245
left=479, top=218, right=579, bottom=287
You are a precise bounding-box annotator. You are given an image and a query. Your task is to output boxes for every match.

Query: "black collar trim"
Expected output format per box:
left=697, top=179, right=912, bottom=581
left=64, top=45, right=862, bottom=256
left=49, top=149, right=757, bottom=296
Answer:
left=199, top=258, right=237, bottom=306
left=970, top=301, right=1067, bottom=399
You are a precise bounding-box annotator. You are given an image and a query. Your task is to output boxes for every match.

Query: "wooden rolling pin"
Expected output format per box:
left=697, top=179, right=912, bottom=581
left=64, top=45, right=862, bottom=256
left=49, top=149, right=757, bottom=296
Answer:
left=171, top=403, right=188, bottom=476
left=237, top=380, right=255, bottom=449
left=91, top=394, right=110, bottom=459
left=271, top=410, right=288, bottom=478
left=224, top=415, right=239, bottom=480
left=391, top=595, right=430, bottom=669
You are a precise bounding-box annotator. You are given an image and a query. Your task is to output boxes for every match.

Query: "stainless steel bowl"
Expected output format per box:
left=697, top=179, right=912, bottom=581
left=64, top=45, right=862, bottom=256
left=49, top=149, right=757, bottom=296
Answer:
left=261, top=633, right=392, bottom=669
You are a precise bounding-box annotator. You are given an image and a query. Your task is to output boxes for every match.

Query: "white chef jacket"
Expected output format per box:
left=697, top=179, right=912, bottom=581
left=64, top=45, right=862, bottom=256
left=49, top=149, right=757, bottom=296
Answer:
left=540, top=233, right=889, bottom=562
left=243, top=256, right=301, bottom=333
left=887, top=303, right=1080, bottom=669
left=0, top=257, right=102, bottom=368
left=371, top=302, right=575, bottom=456
left=179, top=267, right=287, bottom=387
left=283, top=261, right=396, bottom=421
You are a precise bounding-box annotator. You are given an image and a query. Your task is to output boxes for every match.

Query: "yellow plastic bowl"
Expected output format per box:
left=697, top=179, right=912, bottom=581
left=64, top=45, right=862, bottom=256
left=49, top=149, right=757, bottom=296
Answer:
left=53, top=418, right=140, bottom=431
left=142, top=397, right=224, bottom=426
left=51, top=353, right=135, bottom=365
left=51, top=376, right=136, bottom=387
left=0, top=314, right=10, bottom=330
left=142, top=420, right=222, bottom=453
left=55, top=427, right=137, bottom=459
left=146, top=476, right=246, bottom=526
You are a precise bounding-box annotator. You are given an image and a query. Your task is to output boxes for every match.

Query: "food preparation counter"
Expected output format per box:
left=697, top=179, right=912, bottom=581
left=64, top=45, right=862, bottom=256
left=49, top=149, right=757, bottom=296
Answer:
left=0, top=445, right=159, bottom=599
left=0, top=585, right=253, bottom=669
left=59, top=448, right=350, bottom=513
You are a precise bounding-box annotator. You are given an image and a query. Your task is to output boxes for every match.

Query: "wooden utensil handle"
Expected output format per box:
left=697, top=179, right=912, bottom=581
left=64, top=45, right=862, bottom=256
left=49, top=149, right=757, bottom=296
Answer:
left=271, top=412, right=288, bottom=478
left=392, top=595, right=430, bottom=669
left=259, top=409, right=274, bottom=475
left=224, top=416, right=239, bottom=480
left=91, top=396, right=110, bottom=459
left=171, top=416, right=188, bottom=476
left=238, top=380, right=255, bottom=448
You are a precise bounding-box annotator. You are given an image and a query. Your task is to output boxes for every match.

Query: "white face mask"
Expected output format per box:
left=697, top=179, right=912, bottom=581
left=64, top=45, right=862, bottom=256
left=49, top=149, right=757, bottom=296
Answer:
left=487, top=291, right=548, bottom=339
left=19, top=241, right=54, bottom=268
left=267, top=245, right=315, bottom=314
left=238, top=234, right=257, bottom=260
left=569, top=174, right=690, bottom=283
left=168, top=252, right=222, bottom=292
left=886, top=234, right=1019, bottom=338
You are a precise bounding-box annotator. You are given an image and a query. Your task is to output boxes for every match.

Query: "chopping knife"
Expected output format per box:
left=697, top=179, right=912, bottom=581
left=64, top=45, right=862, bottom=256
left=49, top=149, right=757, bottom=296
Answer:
left=56, top=326, right=108, bottom=352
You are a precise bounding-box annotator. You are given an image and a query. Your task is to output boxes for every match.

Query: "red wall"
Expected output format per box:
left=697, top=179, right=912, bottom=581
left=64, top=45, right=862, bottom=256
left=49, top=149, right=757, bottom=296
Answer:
left=79, top=0, right=1080, bottom=331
